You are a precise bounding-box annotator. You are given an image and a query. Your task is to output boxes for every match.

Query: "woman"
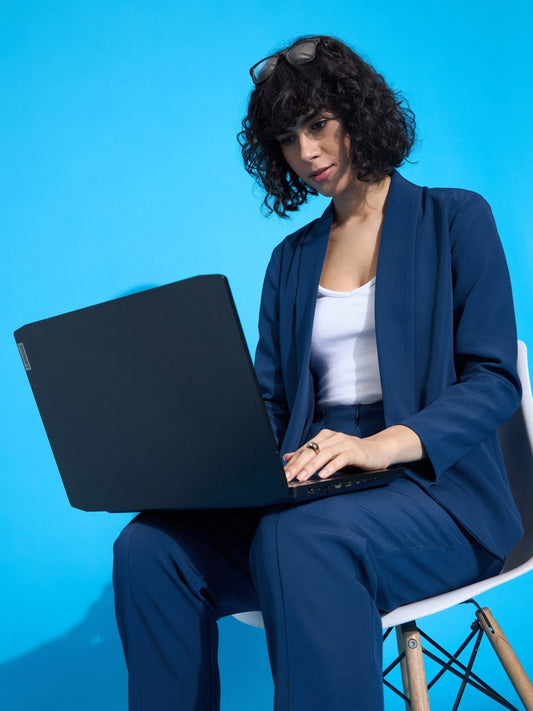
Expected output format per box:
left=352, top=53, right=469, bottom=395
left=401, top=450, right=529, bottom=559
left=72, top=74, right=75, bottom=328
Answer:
left=113, top=36, right=523, bottom=710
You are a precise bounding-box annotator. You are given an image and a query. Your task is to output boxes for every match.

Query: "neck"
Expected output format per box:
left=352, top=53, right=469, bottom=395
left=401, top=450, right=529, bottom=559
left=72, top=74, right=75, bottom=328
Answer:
left=332, top=174, right=392, bottom=226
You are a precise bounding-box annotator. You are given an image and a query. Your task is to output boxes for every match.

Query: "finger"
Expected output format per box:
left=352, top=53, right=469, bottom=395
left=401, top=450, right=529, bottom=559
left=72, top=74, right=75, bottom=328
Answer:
left=284, top=430, right=339, bottom=481
left=318, top=452, right=350, bottom=479
left=284, top=445, right=320, bottom=480
left=295, top=435, right=364, bottom=481
left=294, top=444, right=343, bottom=481
left=285, top=444, right=326, bottom=480
left=285, top=464, right=304, bottom=481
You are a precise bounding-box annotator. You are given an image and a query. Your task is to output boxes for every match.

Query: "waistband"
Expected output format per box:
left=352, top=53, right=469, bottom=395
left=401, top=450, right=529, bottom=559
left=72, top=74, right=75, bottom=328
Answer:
left=311, top=401, right=385, bottom=439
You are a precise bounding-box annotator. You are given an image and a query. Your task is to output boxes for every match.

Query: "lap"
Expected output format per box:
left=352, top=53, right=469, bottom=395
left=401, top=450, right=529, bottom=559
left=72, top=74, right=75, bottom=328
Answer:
left=265, top=477, right=467, bottom=553
left=253, top=477, right=502, bottom=611
left=115, top=478, right=501, bottom=616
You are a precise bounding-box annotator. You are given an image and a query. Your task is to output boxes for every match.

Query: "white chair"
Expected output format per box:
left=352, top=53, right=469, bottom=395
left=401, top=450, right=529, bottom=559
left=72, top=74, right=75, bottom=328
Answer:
left=234, top=341, right=533, bottom=710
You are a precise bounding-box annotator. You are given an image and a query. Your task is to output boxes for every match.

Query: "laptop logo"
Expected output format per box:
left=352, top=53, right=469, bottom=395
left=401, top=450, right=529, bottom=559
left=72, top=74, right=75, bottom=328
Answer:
left=17, top=342, right=32, bottom=371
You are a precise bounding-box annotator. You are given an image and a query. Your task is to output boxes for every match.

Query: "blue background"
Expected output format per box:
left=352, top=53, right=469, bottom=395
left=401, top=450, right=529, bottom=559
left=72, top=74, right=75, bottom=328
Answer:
left=1, top=0, right=532, bottom=708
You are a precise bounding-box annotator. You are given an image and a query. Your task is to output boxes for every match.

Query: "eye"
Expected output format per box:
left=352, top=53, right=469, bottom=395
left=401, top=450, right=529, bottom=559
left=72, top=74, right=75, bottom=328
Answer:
left=311, top=119, right=328, bottom=132
left=278, top=134, right=295, bottom=146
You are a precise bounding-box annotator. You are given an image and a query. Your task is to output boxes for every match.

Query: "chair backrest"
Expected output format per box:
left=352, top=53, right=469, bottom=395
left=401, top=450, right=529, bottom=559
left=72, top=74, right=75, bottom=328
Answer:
left=498, top=341, right=533, bottom=572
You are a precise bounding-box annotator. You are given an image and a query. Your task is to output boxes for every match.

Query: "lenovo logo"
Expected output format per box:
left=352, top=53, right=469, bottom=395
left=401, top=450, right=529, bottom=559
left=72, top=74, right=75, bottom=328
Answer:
left=17, top=342, right=31, bottom=371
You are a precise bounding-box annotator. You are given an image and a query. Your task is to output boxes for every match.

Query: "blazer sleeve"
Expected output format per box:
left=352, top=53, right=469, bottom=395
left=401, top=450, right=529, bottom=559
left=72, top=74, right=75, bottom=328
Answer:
left=400, top=193, right=521, bottom=478
left=254, top=244, right=290, bottom=449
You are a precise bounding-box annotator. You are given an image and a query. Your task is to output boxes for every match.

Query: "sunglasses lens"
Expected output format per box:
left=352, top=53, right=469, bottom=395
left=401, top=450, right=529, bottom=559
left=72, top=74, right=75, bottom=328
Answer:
left=253, top=56, right=279, bottom=84
left=250, top=38, right=321, bottom=84
left=286, top=40, right=319, bottom=64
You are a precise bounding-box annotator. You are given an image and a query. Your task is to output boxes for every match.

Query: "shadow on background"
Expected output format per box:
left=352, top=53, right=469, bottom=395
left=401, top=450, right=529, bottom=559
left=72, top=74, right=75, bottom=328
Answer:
left=0, top=584, right=274, bottom=711
left=0, top=579, right=528, bottom=709
left=0, top=585, right=127, bottom=710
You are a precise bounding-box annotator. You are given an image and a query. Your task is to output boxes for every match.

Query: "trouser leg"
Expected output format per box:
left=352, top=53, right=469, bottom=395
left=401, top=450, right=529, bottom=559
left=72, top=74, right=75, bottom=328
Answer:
left=250, top=477, right=502, bottom=711
left=113, top=508, right=262, bottom=711
left=251, top=505, right=382, bottom=710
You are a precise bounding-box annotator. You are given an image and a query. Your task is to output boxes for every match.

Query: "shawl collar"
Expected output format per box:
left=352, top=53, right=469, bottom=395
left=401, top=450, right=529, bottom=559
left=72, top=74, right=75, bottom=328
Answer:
left=293, top=201, right=334, bottom=373
left=374, top=171, right=421, bottom=425
left=278, top=202, right=332, bottom=452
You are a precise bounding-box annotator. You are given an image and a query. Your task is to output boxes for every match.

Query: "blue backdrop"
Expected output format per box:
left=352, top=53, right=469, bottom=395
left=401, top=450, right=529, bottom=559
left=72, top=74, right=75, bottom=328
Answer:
left=2, top=1, right=532, bottom=708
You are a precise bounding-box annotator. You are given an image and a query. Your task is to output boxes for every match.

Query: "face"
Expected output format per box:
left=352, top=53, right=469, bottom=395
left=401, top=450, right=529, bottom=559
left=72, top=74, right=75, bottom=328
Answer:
left=276, top=112, right=355, bottom=198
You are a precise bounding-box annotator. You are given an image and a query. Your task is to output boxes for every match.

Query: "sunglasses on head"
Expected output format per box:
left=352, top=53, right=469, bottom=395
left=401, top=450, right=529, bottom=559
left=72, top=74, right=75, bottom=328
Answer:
left=249, top=37, right=325, bottom=85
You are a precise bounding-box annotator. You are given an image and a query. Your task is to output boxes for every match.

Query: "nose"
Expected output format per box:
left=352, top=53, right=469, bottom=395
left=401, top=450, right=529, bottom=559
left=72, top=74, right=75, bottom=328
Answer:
left=298, top=132, right=320, bottom=162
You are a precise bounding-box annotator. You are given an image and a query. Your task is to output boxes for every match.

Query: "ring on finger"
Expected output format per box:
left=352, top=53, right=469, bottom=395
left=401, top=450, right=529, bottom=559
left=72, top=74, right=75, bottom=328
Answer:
left=305, top=441, right=320, bottom=455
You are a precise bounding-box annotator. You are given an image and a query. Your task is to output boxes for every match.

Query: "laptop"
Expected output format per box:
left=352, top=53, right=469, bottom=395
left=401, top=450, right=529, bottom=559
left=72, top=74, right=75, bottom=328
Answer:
left=14, top=275, right=404, bottom=512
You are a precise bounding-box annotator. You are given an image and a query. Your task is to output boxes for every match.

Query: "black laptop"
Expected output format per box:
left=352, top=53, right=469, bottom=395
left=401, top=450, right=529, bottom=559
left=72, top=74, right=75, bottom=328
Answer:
left=14, top=275, right=403, bottom=512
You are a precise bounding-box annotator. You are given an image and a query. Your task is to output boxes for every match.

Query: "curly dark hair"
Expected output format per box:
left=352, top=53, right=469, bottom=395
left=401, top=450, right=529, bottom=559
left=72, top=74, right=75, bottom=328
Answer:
left=238, top=35, right=416, bottom=217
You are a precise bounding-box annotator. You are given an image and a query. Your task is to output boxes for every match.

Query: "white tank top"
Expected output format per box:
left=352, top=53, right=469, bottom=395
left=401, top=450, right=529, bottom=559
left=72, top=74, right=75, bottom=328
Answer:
left=310, top=278, right=382, bottom=407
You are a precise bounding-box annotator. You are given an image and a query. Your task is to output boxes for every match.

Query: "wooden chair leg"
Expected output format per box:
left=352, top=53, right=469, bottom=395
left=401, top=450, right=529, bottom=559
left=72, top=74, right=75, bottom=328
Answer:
left=395, top=624, right=412, bottom=711
left=396, top=621, right=431, bottom=711
left=476, top=607, right=533, bottom=711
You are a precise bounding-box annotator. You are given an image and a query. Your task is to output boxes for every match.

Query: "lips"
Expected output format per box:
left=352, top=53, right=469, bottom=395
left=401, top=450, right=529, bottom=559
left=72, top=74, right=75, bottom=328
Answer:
left=309, top=165, right=333, bottom=182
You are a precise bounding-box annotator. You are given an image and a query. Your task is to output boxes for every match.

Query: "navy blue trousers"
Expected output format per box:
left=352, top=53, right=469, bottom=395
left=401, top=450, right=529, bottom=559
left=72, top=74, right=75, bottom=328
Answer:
left=113, top=404, right=502, bottom=710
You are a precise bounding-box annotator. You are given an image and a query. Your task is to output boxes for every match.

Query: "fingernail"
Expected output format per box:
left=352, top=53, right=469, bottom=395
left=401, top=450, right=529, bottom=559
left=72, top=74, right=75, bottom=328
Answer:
left=297, top=470, right=308, bottom=481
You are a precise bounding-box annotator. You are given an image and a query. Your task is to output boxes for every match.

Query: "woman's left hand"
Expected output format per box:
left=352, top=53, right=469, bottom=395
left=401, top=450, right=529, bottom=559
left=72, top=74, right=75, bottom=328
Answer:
left=283, top=425, right=425, bottom=482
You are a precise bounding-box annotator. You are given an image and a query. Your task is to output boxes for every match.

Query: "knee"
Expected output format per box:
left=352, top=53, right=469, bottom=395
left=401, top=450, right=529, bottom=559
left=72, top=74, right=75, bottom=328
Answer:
left=113, top=517, right=139, bottom=571
left=252, top=504, right=357, bottom=556
left=250, top=505, right=376, bottom=593
left=250, top=506, right=337, bottom=576
left=250, top=508, right=302, bottom=566
left=113, top=513, right=174, bottom=593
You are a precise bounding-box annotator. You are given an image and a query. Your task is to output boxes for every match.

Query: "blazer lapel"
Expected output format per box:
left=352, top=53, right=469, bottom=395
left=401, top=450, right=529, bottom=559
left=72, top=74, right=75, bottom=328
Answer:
left=294, top=202, right=334, bottom=372
left=280, top=203, right=332, bottom=453
left=375, top=171, right=421, bottom=424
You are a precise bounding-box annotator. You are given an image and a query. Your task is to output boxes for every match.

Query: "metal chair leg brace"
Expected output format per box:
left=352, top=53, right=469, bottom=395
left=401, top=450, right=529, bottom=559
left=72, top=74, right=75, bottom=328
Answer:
left=382, top=598, right=533, bottom=710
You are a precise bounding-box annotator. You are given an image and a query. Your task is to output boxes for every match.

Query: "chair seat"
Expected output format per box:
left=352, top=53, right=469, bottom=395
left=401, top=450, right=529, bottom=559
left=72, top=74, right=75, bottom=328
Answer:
left=234, top=554, right=533, bottom=631
left=381, top=555, right=533, bottom=628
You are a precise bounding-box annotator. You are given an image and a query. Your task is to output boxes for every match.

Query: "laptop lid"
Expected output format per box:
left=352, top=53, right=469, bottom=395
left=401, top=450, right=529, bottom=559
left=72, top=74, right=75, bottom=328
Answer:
left=14, top=276, right=291, bottom=511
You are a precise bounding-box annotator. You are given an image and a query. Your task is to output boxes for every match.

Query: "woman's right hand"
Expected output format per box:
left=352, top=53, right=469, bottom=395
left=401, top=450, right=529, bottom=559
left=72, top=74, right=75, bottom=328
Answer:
left=283, top=424, right=425, bottom=482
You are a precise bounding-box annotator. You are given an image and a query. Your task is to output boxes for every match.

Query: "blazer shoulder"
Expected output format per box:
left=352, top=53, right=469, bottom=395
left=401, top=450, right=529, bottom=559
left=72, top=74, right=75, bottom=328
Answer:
left=423, top=184, right=492, bottom=218
left=390, top=171, right=492, bottom=224
left=420, top=184, right=497, bottom=250
left=272, top=216, right=320, bottom=257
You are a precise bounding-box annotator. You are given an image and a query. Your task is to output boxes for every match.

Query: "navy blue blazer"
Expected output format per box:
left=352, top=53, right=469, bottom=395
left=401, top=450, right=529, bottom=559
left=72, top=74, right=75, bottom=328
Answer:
left=254, top=171, right=523, bottom=560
